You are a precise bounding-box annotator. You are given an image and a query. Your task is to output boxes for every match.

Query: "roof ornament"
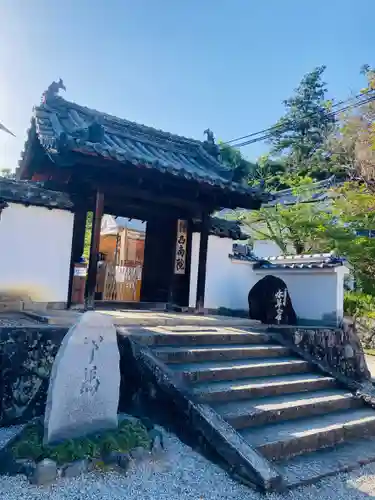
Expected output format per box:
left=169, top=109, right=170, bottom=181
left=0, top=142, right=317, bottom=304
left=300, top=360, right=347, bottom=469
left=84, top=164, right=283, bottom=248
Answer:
left=203, top=128, right=220, bottom=160
left=41, top=79, right=66, bottom=104
left=204, top=128, right=215, bottom=144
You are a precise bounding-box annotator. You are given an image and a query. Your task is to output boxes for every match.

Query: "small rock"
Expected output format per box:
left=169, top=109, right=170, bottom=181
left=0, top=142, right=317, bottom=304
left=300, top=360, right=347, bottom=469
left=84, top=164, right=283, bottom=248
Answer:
left=15, top=459, right=36, bottom=477
left=103, top=451, right=120, bottom=465
left=30, top=458, right=57, bottom=485
left=130, top=446, right=149, bottom=461
left=63, top=459, right=89, bottom=478
left=102, top=451, right=131, bottom=470
left=148, top=428, right=165, bottom=452
left=117, top=452, right=131, bottom=471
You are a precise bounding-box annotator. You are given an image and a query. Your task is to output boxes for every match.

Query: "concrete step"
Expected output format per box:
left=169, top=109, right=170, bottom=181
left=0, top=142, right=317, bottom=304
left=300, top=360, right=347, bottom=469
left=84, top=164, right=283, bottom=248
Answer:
left=146, top=330, right=272, bottom=347
left=241, top=407, right=375, bottom=461
left=277, top=436, right=375, bottom=488
left=152, top=344, right=290, bottom=364
left=214, top=390, right=363, bottom=429
left=169, top=357, right=311, bottom=383
left=192, top=373, right=336, bottom=403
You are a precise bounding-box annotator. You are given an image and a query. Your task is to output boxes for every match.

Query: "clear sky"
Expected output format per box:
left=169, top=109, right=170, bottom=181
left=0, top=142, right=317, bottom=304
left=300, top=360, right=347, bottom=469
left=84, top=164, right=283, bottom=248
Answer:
left=0, top=0, right=373, bottom=170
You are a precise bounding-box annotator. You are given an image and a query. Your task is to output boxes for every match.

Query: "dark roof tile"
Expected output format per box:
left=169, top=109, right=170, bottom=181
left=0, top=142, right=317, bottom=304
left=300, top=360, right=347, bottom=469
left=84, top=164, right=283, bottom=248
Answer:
left=20, top=89, right=271, bottom=204
left=0, top=177, right=73, bottom=210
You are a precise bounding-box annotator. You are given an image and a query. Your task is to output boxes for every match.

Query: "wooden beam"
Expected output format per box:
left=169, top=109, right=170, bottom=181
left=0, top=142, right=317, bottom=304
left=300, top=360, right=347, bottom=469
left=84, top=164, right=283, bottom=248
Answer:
left=84, top=190, right=104, bottom=310
left=67, top=205, right=88, bottom=308
left=195, top=212, right=210, bottom=312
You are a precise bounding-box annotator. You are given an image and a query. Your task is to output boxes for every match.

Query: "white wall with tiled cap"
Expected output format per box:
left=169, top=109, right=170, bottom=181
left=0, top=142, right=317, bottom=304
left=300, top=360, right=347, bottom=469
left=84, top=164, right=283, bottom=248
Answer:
left=0, top=202, right=74, bottom=304
left=189, top=234, right=347, bottom=325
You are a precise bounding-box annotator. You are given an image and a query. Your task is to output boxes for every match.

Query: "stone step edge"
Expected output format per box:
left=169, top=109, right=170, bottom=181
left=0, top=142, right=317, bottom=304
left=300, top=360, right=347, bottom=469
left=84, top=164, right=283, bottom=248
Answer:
left=130, top=339, right=285, bottom=492
left=176, top=359, right=311, bottom=384
left=153, top=345, right=290, bottom=364
left=217, top=392, right=361, bottom=429
left=193, top=375, right=336, bottom=402
left=129, top=331, right=271, bottom=347
left=250, top=411, right=375, bottom=461
left=276, top=436, right=375, bottom=488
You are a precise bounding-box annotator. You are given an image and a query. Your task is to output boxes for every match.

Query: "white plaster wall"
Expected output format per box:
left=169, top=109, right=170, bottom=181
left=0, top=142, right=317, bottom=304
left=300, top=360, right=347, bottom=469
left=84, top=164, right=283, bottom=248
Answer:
left=0, top=203, right=74, bottom=303
left=189, top=233, right=344, bottom=324
left=189, top=234, right=257, bottom=310
left=254, top=269, right=339, bottom=322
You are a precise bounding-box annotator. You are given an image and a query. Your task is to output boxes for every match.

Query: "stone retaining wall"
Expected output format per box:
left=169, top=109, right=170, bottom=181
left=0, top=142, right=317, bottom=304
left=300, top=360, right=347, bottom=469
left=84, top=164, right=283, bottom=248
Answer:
left=269, top=319, right=370, bottom=384
left=0, top=326, right=138, bottom=427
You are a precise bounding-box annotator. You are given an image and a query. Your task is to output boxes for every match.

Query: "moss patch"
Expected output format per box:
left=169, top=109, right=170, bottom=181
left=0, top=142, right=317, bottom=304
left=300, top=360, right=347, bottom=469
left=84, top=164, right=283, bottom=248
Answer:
left=364, top=348, right=375, bottom=357
left=11, top=418, right=150, bottom=465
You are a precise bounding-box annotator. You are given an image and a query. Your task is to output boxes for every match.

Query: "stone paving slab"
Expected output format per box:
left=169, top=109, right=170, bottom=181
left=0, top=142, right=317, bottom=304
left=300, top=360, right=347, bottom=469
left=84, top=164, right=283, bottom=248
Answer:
left=23, top=309, right=264, bottom=329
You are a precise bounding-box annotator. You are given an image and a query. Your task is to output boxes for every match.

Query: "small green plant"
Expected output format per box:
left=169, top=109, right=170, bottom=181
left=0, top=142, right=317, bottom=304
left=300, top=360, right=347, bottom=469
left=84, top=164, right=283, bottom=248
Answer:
left=11, top=419, right=150, bottom=465
left=344, top=291, right=375, bottom=317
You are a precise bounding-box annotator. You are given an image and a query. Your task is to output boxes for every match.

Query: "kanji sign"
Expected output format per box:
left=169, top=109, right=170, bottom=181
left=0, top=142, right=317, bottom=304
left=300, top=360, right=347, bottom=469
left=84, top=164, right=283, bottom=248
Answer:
left=174, top=219, right=188, bottom=274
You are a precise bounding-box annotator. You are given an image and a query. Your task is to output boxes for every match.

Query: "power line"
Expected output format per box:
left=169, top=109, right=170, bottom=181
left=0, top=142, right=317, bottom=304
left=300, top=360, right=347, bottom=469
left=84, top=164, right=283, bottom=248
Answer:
left=225, top=89, right=375, bottom=148
left=228, top=93, right=375, bottom=149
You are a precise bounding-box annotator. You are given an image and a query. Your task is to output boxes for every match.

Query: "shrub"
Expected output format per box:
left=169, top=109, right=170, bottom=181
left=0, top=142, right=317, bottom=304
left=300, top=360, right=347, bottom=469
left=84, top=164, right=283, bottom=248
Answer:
left=344, top=291, right=375, bottom=317
left=11, top=418, right=150, bottom=465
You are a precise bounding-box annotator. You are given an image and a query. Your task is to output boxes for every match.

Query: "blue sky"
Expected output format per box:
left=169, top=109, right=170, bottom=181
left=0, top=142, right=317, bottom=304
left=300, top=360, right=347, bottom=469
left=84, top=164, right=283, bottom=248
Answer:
left=0, top=0, right=373, bottom=170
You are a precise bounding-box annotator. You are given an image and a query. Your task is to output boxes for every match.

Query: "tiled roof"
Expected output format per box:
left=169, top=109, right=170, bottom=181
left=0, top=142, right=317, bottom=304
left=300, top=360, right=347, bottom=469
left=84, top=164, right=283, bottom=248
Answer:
left=209, top=217, right=247, bottom=240
left=264, top=176, right=339, bottom=207
left=19, top=84, right=270, bottom=203
left=0, top=177, right=73, bottom=210
left=229, top=251, right=345, bottom=270
left=192, top=217, right=246, bottom=240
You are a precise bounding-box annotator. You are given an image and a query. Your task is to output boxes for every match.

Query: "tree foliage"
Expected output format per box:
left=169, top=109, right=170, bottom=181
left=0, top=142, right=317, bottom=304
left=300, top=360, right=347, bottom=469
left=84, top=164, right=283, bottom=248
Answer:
left=0, top=168, right=15, bottom=179
left=239, top=192, right=336, bottom=254
left=219, top=142, right=256, bottom=183
left=326, top=67, right=375, bottom=189
left=269, top=66, right=336, bottom=171
left=329, top=183, right=375, bottom=294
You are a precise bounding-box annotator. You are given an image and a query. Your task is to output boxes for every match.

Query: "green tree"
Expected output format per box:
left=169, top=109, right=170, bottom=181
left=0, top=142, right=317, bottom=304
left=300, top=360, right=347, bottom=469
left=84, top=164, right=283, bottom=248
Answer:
left=269, top=66, right=336, bottom=175
left=239, top=197, right=335, bottom=254
left=326, top=67, right=375, bottom=189
left=219, top=142, right=256, bottom=183
left=83, top=212, right=93, bottom=261
left=0, top=168, right=16, bottom=179
left=329, top=183, right=375, bottom=294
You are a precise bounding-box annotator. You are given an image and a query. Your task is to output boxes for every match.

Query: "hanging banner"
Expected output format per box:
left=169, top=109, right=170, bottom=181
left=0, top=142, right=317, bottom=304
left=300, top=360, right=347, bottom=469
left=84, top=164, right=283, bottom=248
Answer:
left=174, top=219, right=188, bottom=274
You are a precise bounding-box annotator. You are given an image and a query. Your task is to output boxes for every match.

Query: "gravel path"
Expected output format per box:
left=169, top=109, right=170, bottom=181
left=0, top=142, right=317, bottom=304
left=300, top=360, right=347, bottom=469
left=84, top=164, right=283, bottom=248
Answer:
left=0, top=313, right=42, bottom=327
left=1, top=426, right=375, bottom=499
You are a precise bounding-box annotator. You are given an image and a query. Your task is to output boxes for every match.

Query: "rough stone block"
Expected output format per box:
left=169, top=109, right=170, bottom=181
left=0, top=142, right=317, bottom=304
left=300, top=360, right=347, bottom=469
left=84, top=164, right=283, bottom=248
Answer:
left=30, top=458, right=57, bottom=485
left=44, top=312, right=120, bottom=443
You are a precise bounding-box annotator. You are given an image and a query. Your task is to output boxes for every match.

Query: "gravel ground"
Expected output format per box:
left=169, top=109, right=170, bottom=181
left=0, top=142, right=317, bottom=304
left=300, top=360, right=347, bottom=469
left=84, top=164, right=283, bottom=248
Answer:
left=1, top=426, right=375, bottom=499
left=0, top=313, right=42, bottom=327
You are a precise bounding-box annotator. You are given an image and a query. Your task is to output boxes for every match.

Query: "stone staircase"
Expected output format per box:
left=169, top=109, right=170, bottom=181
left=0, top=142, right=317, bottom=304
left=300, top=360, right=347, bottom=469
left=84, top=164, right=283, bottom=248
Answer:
left=145, top=327, right=375, bottom=488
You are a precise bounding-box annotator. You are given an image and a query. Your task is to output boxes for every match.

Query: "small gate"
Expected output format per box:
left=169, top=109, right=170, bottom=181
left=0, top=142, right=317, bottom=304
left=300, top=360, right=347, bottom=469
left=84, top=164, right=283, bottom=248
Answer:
left=101, top=261, right=142, bottom=302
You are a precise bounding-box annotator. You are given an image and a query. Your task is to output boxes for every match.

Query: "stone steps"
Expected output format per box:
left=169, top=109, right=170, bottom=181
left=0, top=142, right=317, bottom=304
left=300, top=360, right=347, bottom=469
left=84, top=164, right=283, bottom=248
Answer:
left=153, top=344, right=290, bottom=364
left=241, top=407, right=375, bottom=461
left=146, top=330, right=271, bottom=347
left=192, top=374, right=337, bottom=403
left=147, top=327, right=375, bottom=489
left=169, top=357, right=311, bottom=383
left=213, top=389, right=362, bottom=429
left=276, top=436, right=375, bottom=488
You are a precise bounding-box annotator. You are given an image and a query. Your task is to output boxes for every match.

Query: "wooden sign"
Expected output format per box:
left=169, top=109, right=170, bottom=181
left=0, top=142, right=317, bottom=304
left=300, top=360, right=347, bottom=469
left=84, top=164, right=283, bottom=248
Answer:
left=174, top=219, right=188, bottom=275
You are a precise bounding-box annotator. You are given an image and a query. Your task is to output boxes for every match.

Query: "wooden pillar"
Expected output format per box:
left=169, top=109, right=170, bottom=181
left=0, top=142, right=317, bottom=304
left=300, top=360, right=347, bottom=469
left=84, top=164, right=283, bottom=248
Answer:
left=67, top=205, right=88, bottom=308
left=195, top=212, right=210, bottom=312
left=84, top=190, right=104, bottom=310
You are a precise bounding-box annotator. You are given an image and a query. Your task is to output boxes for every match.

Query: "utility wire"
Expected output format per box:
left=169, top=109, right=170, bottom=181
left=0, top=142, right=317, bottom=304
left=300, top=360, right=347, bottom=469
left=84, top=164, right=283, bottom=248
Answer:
left=228, top=93, right=375, bottom=149
left=225, top=89, right=375, bottom=148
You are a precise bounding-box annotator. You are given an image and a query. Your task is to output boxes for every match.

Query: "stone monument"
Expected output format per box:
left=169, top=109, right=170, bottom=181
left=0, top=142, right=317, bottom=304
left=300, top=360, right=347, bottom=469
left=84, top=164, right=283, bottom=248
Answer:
left=44, top=311, right=120, bottom=444
left=248, top=275, right=297, bottom=325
